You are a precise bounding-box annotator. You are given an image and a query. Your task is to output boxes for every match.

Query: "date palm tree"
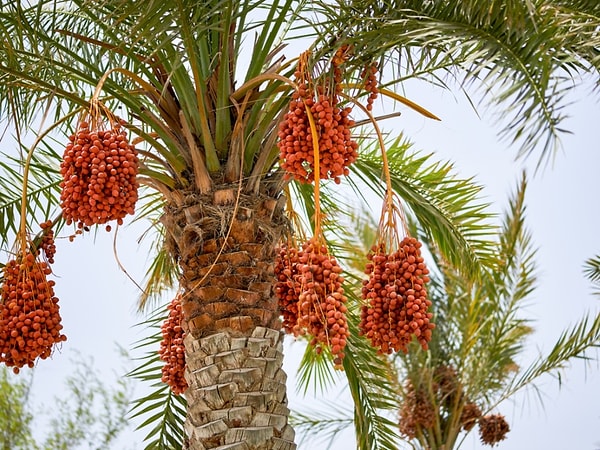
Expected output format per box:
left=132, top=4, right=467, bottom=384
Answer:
left=292, top=175, right=600, bottom=449
left=0, top=1, right=599, bottom=449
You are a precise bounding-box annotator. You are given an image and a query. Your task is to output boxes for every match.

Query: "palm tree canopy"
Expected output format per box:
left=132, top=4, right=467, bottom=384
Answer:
left=3, top=0, right=599, bottom=160
left=1, top=1, right=599, bottom=449
left=0, top=0, right=597, bottom=286
left=0, top=0, right=597, bottom=236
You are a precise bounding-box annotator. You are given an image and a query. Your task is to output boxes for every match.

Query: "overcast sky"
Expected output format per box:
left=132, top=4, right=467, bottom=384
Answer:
left=6, top=56, right=599, bottom=450
left=282, top=74, right=600, bottom=450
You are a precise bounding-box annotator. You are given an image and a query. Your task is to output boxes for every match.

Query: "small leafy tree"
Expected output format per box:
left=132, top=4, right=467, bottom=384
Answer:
left=292, top=175, right=600, bottom=449
left=0, top=352, right=133, bottom=450
left=0, top=367, right=37, bottom=450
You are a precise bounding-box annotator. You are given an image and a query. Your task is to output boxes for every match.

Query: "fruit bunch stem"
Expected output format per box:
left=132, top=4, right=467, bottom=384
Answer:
left=303, top=98, right=323, bottom=240
left=17, top=104, right=61, bottom=253
left=346, top=91, right=409, bottom=249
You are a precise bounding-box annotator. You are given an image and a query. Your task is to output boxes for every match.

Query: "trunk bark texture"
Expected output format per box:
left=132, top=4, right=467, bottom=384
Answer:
left=162, top=185, right=296, bottom=450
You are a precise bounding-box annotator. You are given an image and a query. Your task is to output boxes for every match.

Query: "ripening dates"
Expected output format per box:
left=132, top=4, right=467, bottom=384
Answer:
left=275, top=238, right=350, bottom=368
left=38, top=220, right=56, bottom=264
left=59, top=121, right=139, bottom=229
left=274, top=244, right=301, bottom=335
left=278, top=70, right=358, bottom=184
left=0, top=252, right=66, bottom=373
left=359, top=236, right=434, bottom=354
left=159, top=296, right=187, bottom=395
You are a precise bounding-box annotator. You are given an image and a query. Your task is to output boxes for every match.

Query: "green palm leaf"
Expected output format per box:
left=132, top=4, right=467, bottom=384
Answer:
left=128, top=306, right=187, bottom=450
left=293, top=289, right=403, bottom=450
left=351, top=136, right=496, bottom=279
left=584, top=254, right=600, bottom=297
left=506, top=312, right=600, bottom=398
left=0, top=138, right=62, bottom=246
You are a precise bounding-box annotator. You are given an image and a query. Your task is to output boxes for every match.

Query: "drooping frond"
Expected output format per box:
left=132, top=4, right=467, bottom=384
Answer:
left=342, top=302, right=402, bottom=450
left=290, top=407, right=354, bottom=449
left=128, top=307, right=187, bottom=450
left=309, top=0, right=600, bottom=167
left=351, top=136, right=496, bottom=279
left=293, top=289, right=404, bottom=450
left=136, top=241, right=179, bottom=313
left=126, top=189, right=180, bottom=312
left=295, top=338, right=337, bottom=396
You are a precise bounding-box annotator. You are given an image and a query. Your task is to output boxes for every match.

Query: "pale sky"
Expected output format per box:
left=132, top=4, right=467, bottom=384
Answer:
left=6, top=48, right=600, bottom=450
left=282, top=75, right=600, bottom=450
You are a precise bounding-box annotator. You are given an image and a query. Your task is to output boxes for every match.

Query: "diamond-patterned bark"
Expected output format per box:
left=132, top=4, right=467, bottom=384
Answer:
left=162, top=186, right=295, bottom=449
left=183, top=328, right=295, bottom=450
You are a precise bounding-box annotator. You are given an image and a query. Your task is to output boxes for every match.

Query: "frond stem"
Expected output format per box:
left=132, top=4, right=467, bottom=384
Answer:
left=340, top=84, right=441, bottom=121
left=92, top=67, right=162, bottom=107
left=343, top=92, right=409, bottom=247
left=231, top=72, right=297, bottom=102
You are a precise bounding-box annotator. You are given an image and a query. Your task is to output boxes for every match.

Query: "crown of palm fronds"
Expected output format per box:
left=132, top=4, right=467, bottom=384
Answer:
left=1, top=2, right=599, bottom=449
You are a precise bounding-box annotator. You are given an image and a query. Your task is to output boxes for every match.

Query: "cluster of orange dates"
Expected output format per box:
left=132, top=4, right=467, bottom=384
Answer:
left=359, top=236, right=434, bottom=354
left=39, top=220, right=56, bottom=264
left=0, top=251, right=66, bottom=373
left=159, top=296, right=188, bottom=395
left=275, top=237, right=350, bottom=368
left=59, top=120, right=138, bottom=230
left=278, top=47, right=359, bottom=184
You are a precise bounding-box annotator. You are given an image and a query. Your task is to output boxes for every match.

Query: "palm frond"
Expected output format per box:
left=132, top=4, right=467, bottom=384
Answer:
left=0, top=139, right=62, bottom=249
left=136, top=241, right=179, bottom=313
left=584, top=254, right=600, bottom=297
left=491, top=173, right=537, bottom=301
left=295, top=339, right=337, bottom=396
left=291, top=407, right=354, bottom=449
left=309, top=0, right=600, bottom=166
left=128, top=307, right=187, bottom=450
left=506, top=311, right=600, bottom=399
left=342, top=301, right=402, bottom=450
left=351, top=136, right=496, bottom=279
left=428, top=175, right=536, bottom=404
left=127, top=190, right=180, bottom=312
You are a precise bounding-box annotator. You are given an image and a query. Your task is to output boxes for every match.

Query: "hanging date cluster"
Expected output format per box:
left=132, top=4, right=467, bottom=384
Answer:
left=0, top=252, right=66, bottom=373
left=59, top=119, right=139, bottom=230
left=359, top=236, right=434, bottom=354
left=275, top=237, right=350, bottom=368
left=159, top=295, right=188, bottom=395
left=277, top=47, right=359, bottom=184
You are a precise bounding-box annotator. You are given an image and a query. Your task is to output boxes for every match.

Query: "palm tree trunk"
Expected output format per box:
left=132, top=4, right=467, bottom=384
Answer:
left=162, top=185, right=296, bottom=450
